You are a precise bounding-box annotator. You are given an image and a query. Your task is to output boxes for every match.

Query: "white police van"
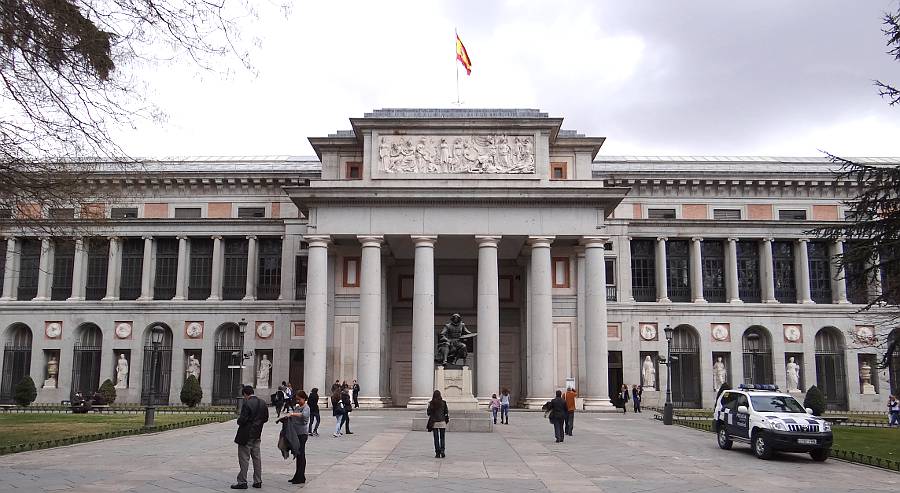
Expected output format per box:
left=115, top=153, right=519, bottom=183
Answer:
left=713, top=384, right=833, bottom=461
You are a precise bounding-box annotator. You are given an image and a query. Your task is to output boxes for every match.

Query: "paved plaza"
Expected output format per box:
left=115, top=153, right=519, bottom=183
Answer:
left=0, top=409, right=896, bottom=492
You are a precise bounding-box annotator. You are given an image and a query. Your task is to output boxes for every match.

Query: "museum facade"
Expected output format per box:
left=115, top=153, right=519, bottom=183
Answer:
left=0, top=108, right=897, bottom=411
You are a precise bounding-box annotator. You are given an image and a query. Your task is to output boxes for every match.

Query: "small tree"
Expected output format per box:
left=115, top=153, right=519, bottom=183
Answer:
left=804, top=385, right=827, bottom=416
left=14, top=376, right=37, bottom=406
left=99, top=379, right=117, bottom=405
left=180, top=375, right=202, bottom=407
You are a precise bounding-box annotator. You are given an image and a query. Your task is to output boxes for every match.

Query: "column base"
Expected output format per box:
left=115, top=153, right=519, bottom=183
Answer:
left=801, top=299, right=815, bottom=304
left=583, top=397, right=618, bottom=412
left=206, top=296, right=221, bottom=301
left=242, top=295, right=256, bottom=301
left=137, top=296, right=152, bottom=301
left=65, top=296, right=84, bottom=302
left=101, top=296, right=119, bottom=301
left=356, top=396, right=392, bottom=408
left=728, top=298, right=744, bottom=304
left=764, top=299, right=779, bottom=304
left=172, top=296, right=185, bottom=301
left=657, top=297, right=671, bottom=303
left=406, top=396, right=431, bottom=409
left=32, top=296, right=49, bottom=301
left=693, top=298, right=708, bottom=304
left=524, top=397, right=550, bottom=409
left=836, top=299, right=851, bottom=304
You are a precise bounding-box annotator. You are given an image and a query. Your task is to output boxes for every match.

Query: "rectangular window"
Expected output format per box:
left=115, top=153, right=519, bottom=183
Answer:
left=153, top=238, right=179, bottom=300
left=110, top=207, right=138, bottom=219
left=551, top=257, right=570, bottom=288
left=50, top=240, right=75, bottom=300
left=808, top=241, right=833, bottom=304
left=237, top=207, right=266, bottom=219
left=630, top=239, right=656, bottom=301
left=879, top=245, right=900, bottom=305
left=343, top=256, right=360, bottom=287
left=666, top=240, right=691, bottom=302
left=222, top=238, right=248, bottom=300
left=119, top=238, right=144, bottom=300
left=174, top=207, right=202, bottom=219
left=85, top=239, right=109, bottom=300
left=843, top=240, right=868, bottom=304
left=772, top=240, right=796, bottom=303
left=345, top=161, right=362, bottom=180
left=778, top=209, right=807, bottom=221
left=295, top=253, right=308, bottom=300
left=48, top=208, right=75, bottom=220
left=550, top=162, right=567, bottom=180
left=648, top=208, right=676, bottom=219
left=17, top=239, right=40, bottom=300
left=713, top=209, right=742, bottom=220
left=736, top=240, right=761, bottom=302
left=605, top=258, right=617, bottom=302
left=257, top=238, right=282, bottom=300
left=188, top=238, right=213, bottom=300
left=701, top=240, right=726, bottom=302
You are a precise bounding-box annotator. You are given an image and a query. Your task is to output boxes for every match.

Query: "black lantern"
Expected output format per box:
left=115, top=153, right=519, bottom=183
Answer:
left=235, top=318, right=248, bottom=413
left=662, top=324, right=674, bottom=425
left=144, top=324, right=166, bottom=428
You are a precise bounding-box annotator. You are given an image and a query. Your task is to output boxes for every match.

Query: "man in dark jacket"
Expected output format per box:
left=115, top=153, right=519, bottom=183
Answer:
left=352, top=379, right=360, bottom=408
left=233, top=386, right=269, bottom=489
left=547, top=390, right=569, bottom=443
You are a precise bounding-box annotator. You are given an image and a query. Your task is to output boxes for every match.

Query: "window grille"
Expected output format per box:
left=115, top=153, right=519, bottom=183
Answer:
left=17, top=239, right=40, bottom=300
left=222, top=238, right=248, bottom=300
left=85, top=239, right=109, bottom=300
left=110, top=207, right=138, bottom=219
left=188, top=238, right=213, bottom=300
left=295, top=255, right=308, bottom=300
left=713, top=209, right=741, bottom=220
left=772, top=240, right=796, bottom=303
left=648, top=208, right=676, bottom=219
left=666, top=240, right=690, bottom=302
left=174, top=207, right=202, bottom=219
left=630, top=239, right=656, bottom=301
left=119, top=238, right=144, bottom=300
left=51, top=240, right=75, bottom=300
left=736, top=240, right=761, bottom=302
left=257, top=238, right=282, bottom=300
left=808, top=241, right=832, bottom=304
left=237, top=207, right=266, bottom=219
left=605, top=258, right=616, bottom=302
left=154, top=238, right=178, bottom=300
left=701, top=240, right=726, bottom=302
left=778, top=209, right=807, bottom=220
left=0, top=239, right=6, bottom=295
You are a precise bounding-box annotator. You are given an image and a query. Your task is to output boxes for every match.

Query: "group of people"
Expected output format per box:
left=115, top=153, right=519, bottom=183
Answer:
left=889, top=394, right=900, bottom=426
left=330, top=379, right=360, bottom=437
left=614, top=384, right=643, bottom=414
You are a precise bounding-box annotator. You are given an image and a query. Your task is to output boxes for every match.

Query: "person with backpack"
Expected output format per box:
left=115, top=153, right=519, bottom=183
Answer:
left=426, top=390, right=449, bottom=458
left=232, top=386, right=268, bottom=490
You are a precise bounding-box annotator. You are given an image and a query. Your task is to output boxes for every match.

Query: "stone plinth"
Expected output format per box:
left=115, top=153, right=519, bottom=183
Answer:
left=435, top=366, right=478, bottom=410
left=862, top=384, right=876, bottom=395
left=411, top=411, right=493, bottom=432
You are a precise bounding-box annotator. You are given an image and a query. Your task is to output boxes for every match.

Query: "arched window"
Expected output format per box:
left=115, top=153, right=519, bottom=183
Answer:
left=670, top=325, right=701, bottom=408
left=72, top=323, right=103, bottom=399
left=1, top=324, right=33, bottom=403
left=742, top=326, right=773, bottom=385
left=141, top=324, right=174, bottom=405
left=815, top=327, right=848, bottom=411
left=213, top=323, right=243, bottom=405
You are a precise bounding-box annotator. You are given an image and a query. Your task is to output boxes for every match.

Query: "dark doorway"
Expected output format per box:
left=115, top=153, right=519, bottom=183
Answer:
left=607, top=351, right=623, bottom=401
left=0, top=324, right=33, bottom=404
left=141, top=324, right=173, bottom=405
left=815, top=327, right=848, bottom=411
left=290, top=349, right=304, bottom=390
left=742, top=326, right=774, bottom=385
left=71, top=324, right=102, bottom=399
left=213, top=323, right=242, bottom=405
left=671, top=325, right=702, bottom=408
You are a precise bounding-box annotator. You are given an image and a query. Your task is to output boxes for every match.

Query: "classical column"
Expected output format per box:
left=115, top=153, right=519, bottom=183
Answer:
left=138, top=235, right=154, bottom=301
left=243, top=235, right=258, bottom=300
left=796, top=239, right=814, bottom=304
left=831, top=240, right=849, bottom=304
left=102, top=236, right=122, bottom=301
left=690, top=237, right=706, bottom=303
left=408, top=235, right=437, bottom=408
left=173, top=235, right=189, bottom=300
left=208, top=235, right=223, bottom=301
left=303, top=235, right=330, bottom=399
left=357, top=235, right=387, bottom=407
left=34, top=238, right=54, bottom=301
left=582, top=237, right=613, bottom=410
left=67, top=238, right=87, bottom=301
left=725, top=237, right=742, bottom=303
left=475, top=235, right=501, bottom=406
left=1, top=237, right=17, bottom=300
left=525, top=236, right=554, bottom=408
left=619, top=236, right=634, bottom=302
left=760, top=238, right=777, bottom=303
left=655, top=237, right=670, bottom=303
left=278, top=235, right=296, bottom=301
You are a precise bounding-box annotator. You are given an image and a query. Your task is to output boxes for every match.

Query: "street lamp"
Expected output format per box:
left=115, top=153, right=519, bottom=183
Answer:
left=662, top=324, right=674, bottom=425
left=144, top=325, right=165, bottom=428
left=236, top=318, right=248, bottom=414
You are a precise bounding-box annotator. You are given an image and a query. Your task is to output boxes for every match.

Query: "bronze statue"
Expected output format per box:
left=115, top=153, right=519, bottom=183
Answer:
left=437, top=313, right=476, bottom=366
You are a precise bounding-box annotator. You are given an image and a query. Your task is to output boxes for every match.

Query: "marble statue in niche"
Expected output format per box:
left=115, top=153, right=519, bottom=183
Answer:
left=115, top=354, right=129, bottom=389
left=642, top=356, right=657, bottom=390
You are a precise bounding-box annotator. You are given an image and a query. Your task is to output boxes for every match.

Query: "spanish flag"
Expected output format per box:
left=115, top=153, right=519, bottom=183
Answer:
left=456, top=34, right=472, bottom=75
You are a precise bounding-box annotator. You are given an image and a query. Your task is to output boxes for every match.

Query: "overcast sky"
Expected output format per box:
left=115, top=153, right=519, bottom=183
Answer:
left=115, top=0, right=900, bottom=159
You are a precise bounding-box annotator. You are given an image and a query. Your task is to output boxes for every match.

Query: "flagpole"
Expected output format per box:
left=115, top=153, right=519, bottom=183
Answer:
left=454, top=28, right=461, bottom=105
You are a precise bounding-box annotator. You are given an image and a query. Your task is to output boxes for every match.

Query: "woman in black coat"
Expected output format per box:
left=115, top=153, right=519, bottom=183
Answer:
left=618, top=384, right=630, bottom=414
left=340, top=389, right=353, bottom=434
left=426, top=390, right=449, bottom=458
left=307, top=388, right=321, bottom=436
left=547, top=390, right=569, bottom=443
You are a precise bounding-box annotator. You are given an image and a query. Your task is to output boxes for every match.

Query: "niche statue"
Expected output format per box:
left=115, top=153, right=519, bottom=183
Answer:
left=436, top=313, right=477, bottom=366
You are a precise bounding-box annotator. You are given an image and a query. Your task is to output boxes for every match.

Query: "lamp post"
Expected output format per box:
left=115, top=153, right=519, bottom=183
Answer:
left=144, top=325, right=165, bottom=428
left=662, top=324, right=674, bottom=425
left=236, top=318, right=248, bottom=414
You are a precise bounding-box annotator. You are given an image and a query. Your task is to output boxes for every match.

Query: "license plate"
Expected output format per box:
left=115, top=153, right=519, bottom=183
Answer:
left=797, top=438, right=817, bottom=445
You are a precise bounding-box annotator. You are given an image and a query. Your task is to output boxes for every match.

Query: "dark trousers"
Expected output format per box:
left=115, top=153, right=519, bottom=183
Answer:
left=500, top=404, right=509, bottom=423
left=275, top=401, right=284, bottom=416
left=291, top=434, right=307, bottom=482
left=353, top=391, right=359, bottom=408
left=564, top=411, right=575, bottom=435
left=633, top=399, right=641, bottom=413
left=308, top=412, right=320, bottom=434
left=432, top=428, right=446, bottom=453
left=552, top=418, right=565, bottom=442
left=342, top=412, right=351, bottom=433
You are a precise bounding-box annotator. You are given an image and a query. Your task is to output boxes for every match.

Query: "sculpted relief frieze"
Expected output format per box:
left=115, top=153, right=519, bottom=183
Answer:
left=377, top=134, right=535, bottom=174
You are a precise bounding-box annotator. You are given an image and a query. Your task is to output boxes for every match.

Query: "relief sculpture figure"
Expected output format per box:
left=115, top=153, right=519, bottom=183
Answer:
left=380, top=135, right=535, bottom=174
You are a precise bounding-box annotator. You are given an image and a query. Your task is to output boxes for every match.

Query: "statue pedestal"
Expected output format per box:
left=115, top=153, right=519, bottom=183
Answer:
left=862, top=383, right=876, bottom=395
left=434, top=366, right=478, bottom=410
left=43, top=378, right=57, bottom=389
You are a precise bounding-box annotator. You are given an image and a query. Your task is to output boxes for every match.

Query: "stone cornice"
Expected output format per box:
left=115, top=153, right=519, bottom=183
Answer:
left=601, top=176, right=860, bottom=198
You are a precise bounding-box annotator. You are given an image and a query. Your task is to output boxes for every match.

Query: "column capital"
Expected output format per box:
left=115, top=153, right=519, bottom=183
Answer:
left=691, top=236, right=703, bottom=242
left=526, top=236, right=554, bottom=248
left=726, top=237, right=739, bottom=243
left=245, top=234, right=257, bottom=241
left=574, top=246, right=585, bottom=257
left=623, top=235, right=632, bottom=241
left=797, top=238, right=809, bottom=244
left=656, top=236, right=667, bottom=242
left=141, top=235, right=153, bottom=241
left=475, top=235, right=501, bottom=248
left=107, top=235, right=120, bottom=242
left=210, top=235, right=223, bottom=241
left=762, top=237, right=774, bottom=243
left=579, top=236, right=608, bottom=247
left=304, top=235, right=331, bottom=248
left=357, top=235, right=385, bottom=247
left=410, top=235, right=437, bottom=247
left=176, top=234, right=189, bottom=241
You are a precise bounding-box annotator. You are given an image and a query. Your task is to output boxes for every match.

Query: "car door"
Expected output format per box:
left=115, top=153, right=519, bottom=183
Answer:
left=730, top=393, right=751, bottom=438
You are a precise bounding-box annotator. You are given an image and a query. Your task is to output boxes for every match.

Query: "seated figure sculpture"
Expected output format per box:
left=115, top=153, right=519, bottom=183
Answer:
left=436, top=313, right=475, bottom=366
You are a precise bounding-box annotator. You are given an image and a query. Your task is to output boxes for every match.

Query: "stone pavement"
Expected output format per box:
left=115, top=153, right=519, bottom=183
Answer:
left=0, top=409, right=897, bottom=492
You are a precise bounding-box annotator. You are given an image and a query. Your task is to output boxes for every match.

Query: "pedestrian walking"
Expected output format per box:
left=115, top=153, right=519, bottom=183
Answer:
left=331, top=379, right=341, bottom=394
left=544, top=390, right=568, bottom=443
left=426, top=390, right=449, bottom=458
left=489, top=393, right=501, bottom=424
left=284, top=383, right=294, bottom=412
left=618, top=384, right=630, bottom=414
left=272, top=384, right=286, bottom=417
left=499, top=388, right=511, bottom=424
left=277, top=391, right=310, bottom=485
left=307, top=388, right=321, bottom=436
left=564, top=386, right=577, bottom=436
left=331, top=388, right=345, bottom=437
left=889, top=395, right=900, bottom=426
left=352, top=379, right=361, bottom=408
left=631, top=384, right=642, bottom=413
left=340, top=387, right=354, bottom=434
left=232, top=385, right=268, bottom=490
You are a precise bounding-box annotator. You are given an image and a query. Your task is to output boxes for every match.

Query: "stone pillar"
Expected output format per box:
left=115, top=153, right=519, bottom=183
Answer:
left=525, top=236, right=554, bottom=408
left=760, top=238, right=777, bottom=303
left=208, top=235, right=223, bottom=301
left=357, top=235, right=388, bottom=407
left=690, top=237, right=706, bottom=303
left=655, top=237, right=670, bottom=303
left=475, top=235, right=501, bottom=406
left=725, top=237, right=742, bottom=304
left=303, top=235, right=330, bottom=399
left=243, top=235, right=258, bottom=301
left=0, top=237, right=17, bottom=300
left=174, top=235, right=189, bottom=300
left=583, top=237, right=613, bottom=410
left=408, top=235, right=437, bottom=408
left=138, top=235, right=154, bottom=301
left=831, top=240, right=849, bottom=304
left=102, top=237, right=121, bottom=301
left=34, top=238, right=54, bottom=301
left=279, top=235, right=296, bottom=301
left=619, top=236, right=634, bottom=302
left=796, top=239, right=814, bottom=304
left=68, top=238, right=87, bottom=301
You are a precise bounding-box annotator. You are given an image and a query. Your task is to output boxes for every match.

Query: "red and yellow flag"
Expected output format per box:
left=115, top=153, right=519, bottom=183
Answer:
left=456, top=34, right=472, bottom=75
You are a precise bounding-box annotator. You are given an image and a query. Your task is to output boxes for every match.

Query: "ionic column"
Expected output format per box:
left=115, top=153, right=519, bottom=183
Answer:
left=34, top=238, right=54, bottom=301
left=725, top=237, right=742, bottom=303
left=1, top=238, right=18, bottom=300
left=796, top=239, right=814, bottom=304
left=831, top=240, right=849, bottom=304
left=690, top=237, right=706, bottom=303
left=582, top=237, right=613, bottom=410
left=760, top=238, right=777, bottom=303
left=303, top=235, right=330, bottom=400
left=620, top=236, right=634, bottom=302
left=475, top=235, right=501, bottom=406
left=173, top=236, right=189, bottom=300
left=357, top=235, right=387, bottom=407
left=208, top=235, right=223, bottom=301
left=655, top=237, right=670, bottom=303
left=278, top=235, right=296, bottom=301
left=137, top=235, right=154, bottom=301
left=408, top=235, right=437, bottom=408
left=102, top=236, right=121, bottom=301
left=67, top=238, right=87, bottom=301
left=525, top=236, right=554, bottom=408
left=243, top=235, right=258, bottom=301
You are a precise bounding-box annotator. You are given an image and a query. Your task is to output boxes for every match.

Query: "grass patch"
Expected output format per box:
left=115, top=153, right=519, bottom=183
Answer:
left=0, top=413, right=231, bottom=449
left=832, top=426, right=900, bottom=462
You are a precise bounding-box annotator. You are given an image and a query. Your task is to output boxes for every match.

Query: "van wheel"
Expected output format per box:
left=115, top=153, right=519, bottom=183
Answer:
left=752, top=431, right=773, bottom=460
left=810, top=449, right=829, bottom=462
left=717, top=425, right=733, bottom=450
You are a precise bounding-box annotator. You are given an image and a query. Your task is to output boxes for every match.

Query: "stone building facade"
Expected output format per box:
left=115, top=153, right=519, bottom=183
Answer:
left=0, top=108, right=897, bottom=411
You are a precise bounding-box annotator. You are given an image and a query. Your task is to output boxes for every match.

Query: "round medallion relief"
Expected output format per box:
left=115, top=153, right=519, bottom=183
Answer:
left=256, top=322, right=273, bottom=339
left=45, top=322, right=62, bottom=339
left=115, top=322, right=132, bottom=339
left=711, top=324, right=730, bottom=342
left=855, top=326, right=875, bottom=341
left=784, top=325, right=802, bottom=343
left=185, top=322, right=203, bottom=339
left=639, top=324, right=657, bottom=341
